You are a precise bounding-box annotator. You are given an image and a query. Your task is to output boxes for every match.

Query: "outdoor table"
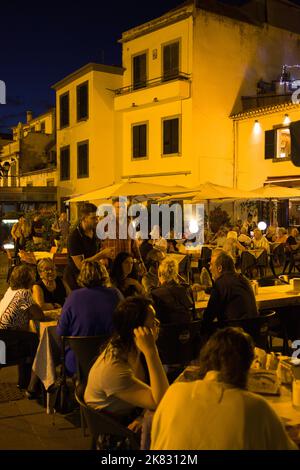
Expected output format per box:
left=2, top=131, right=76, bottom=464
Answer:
left=195, top=284, right=300, bottom=310
left=33, top=251, right=54, bottom=261
left=32, top=315, right=62, bottom=414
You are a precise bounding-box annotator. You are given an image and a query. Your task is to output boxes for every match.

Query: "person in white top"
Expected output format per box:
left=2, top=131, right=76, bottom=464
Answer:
left=151, top=327, right=297, bottom=450
left=253, top=228, right=270, bottom=254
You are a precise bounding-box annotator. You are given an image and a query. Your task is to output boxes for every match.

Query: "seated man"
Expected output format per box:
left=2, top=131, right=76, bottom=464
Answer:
left=151, top=327, right=297, bottom=450
left=202, top=250, right=258, bottom=334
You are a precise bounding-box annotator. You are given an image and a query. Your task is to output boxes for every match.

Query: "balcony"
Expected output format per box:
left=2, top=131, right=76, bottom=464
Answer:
left=0, top=186, right=57, bottom=202
left=114, top=73, right=191, bottom=111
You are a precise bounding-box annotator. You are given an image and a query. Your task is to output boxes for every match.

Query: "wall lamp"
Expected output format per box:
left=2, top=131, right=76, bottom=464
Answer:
left=283, top=114, right=290, bottom=125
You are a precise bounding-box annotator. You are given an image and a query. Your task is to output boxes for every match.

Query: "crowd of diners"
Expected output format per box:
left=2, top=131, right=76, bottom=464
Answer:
left=0, top=203, right=299, bottom=450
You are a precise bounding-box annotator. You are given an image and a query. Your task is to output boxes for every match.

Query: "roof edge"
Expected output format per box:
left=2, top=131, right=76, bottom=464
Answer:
left=230, top=101, right=300, bottom=120
left=51, top=63, right=124, bottom=91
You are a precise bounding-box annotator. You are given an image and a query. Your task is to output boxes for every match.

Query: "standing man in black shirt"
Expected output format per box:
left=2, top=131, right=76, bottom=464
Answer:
left=63, top=203, right=113, bottom=291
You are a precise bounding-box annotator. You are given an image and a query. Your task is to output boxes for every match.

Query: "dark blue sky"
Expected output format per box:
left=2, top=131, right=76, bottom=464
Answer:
left=0, top=0, right=184, bottom=132
left=2, top=0, right=300, bottom=133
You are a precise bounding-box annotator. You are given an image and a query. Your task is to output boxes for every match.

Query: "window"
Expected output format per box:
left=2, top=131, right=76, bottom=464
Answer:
left=163, top=41, right=179, bottom=81
left=133, top=53, right=147, bottom=89
left=40, top=121, right=45, bottom=133
left=60, top=92, right=69, bottom=128
left=264, top=127, right=291, bottom=160
left=77, top=81, right=89, bottom=121
left=60, top=146, right=70, bottom=180
left=77, top=140, right=89, bottom=178
left=132, top=123, right=147, bottom=159
left=162, top=117, right=180, bottom=155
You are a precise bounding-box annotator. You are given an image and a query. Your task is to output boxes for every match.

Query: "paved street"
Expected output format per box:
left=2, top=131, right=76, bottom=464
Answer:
left=0, top=253, right=90, bottom=450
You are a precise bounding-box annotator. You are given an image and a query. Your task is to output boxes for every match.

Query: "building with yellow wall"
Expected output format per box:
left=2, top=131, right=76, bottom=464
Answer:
left=0, top=109, right=57, bottom=215
left=113, top=0, right=300, bottom=189
left=52, top=63, right=123, bottom=216
left=231, top=100, right=300, bottom=224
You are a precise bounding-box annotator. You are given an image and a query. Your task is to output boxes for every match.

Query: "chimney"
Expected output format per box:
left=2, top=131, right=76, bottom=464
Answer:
left=26, top=111, right=33, bottom=123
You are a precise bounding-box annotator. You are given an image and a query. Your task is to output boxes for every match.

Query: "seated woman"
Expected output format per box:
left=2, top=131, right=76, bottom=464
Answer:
left=223, top=230, right=245, bottom=265
left=32, top=258, right=66, bottom=310
left=84, top=296, right=169, bottom=429
left=151, top=258, right=195, bottom=324
left=0, top=265, right=44, bottom=389
left=56, top=260, right=123, bottom=376
left=151, top=327, right=297, bottom=450
left=142, top=249, right=165, bottom=294
left=111, top=252, right=144, bottom=298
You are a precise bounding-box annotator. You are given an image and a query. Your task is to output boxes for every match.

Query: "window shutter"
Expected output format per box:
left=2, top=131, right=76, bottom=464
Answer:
left=264, top=130, right=275, bottom=159
left=290, top=120, right=300, bottom=167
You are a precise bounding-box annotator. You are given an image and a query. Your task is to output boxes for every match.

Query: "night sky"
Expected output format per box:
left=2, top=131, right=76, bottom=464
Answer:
left=0, top=0, right=184, bottom=133
left=1, top=0, right=300, bottom=134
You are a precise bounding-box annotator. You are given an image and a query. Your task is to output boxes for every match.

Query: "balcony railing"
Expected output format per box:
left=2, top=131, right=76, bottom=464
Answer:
left=114, top=72, right=191, bottom=96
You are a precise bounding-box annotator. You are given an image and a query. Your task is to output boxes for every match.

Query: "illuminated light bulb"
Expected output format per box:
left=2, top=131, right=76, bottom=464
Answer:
left=258, top=221, right=267, bottom=231
left=3, top=243, right=15, bottom=249
left=253, top=120, right=261, bottom=135
left=283, top=114, right=290, bottom=125
left=188, top=219, right=199, bottom=234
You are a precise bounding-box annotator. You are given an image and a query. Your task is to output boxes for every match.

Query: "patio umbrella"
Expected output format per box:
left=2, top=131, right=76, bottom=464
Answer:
left=158, top=182, right=261, bottom=231
left=159, top=182, right=261, bottom=202
left=250, top=184, right=300, bottom=225
left=67, top=180, right=189, bottom=203
left=251, top=185, right=300, bottom=199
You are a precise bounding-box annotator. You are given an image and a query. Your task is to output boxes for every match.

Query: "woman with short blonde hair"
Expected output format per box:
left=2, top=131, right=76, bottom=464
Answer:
left=157, top=258, right=178, bottom=284
left=57, top=260, right=123, bottom=376
left=77, top=260, right=110, bottom=288
left=152, top=258, right=195, bottom=324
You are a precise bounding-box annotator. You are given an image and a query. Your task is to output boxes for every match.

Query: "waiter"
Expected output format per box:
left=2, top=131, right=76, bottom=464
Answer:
left=64, top=203, right=113, bottom=291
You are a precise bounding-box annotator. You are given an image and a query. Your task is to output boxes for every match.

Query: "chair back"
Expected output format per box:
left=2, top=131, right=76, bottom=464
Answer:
left=75, top=383, right=139, bottom=449
left=222, top=311, right=276, bottom=351
left=157, top=319, right=202, bottom=365
left=0, top=329, right=37, bottom=367
left=62, top=335, right=108, bottom=383
left=199, top=247, right=212, bottom=270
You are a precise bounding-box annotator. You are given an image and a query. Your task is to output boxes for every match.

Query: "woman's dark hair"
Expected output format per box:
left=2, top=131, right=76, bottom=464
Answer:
left=104, top=295, right=153, bottom=358
left=10, top=265, right=35, bottom=290
left=197, top=327, right=255, bottom=389
left=111, top=251, right=133, bottom=287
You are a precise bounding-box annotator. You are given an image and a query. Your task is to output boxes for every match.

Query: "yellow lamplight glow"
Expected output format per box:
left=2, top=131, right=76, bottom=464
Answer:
left=253, top=120, right=261, bottom=135
left=257, top=221, right=267, bottom=231
left=188, top=219, right=199, bottom=234
left=283, top=114, right=290, bottom=125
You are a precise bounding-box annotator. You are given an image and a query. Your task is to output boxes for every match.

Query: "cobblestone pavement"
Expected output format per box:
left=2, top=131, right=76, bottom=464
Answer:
left=0, top=252, right=90, bottom=450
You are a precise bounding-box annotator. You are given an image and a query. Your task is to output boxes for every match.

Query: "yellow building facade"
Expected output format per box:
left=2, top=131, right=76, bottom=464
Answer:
left=114, top=2, right=300, bottom=188
left=52, top=63, right=123, bottom=216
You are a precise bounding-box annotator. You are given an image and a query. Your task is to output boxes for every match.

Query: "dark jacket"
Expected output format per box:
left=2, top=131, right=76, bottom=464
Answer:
left=203, top=271, right=258, bottom=331
left=151, top=280, right=195, bottom=324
